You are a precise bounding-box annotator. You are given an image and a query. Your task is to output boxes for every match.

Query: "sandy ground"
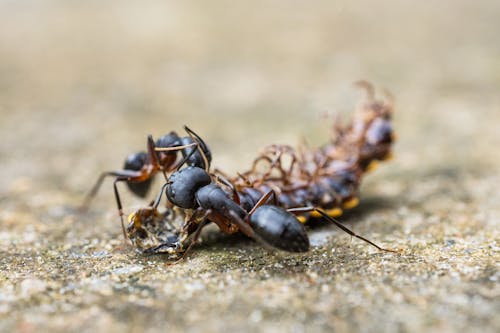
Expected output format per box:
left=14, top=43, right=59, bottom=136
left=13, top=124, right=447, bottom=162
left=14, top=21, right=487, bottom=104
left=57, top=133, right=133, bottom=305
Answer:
left=0, top=1, right=498, bottom=332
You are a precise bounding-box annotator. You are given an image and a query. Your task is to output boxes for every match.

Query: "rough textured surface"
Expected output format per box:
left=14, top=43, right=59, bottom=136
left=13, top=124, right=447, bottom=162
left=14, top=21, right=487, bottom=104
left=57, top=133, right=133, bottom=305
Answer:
left=0, top=1, right=498, bottom=332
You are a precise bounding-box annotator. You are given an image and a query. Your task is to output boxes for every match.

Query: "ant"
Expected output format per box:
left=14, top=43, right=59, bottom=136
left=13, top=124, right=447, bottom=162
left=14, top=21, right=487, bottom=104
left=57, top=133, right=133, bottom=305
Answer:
left=80, top=126, right=211, bottom=238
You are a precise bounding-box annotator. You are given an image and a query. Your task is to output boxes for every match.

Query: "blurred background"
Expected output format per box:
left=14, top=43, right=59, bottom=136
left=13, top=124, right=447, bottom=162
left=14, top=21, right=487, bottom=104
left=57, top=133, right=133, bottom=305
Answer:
left=0, top=1, right=499, bottom=332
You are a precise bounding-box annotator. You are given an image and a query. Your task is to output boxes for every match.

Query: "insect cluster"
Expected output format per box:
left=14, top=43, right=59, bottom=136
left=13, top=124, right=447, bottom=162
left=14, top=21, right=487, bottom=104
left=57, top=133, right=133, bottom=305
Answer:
left=82, top=82, right=396, bottom=258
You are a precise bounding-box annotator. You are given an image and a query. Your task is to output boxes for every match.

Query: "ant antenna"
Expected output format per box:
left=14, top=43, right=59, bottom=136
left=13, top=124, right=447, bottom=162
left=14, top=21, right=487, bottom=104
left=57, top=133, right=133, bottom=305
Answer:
left=184, top=125, right=210, bottom=171
left=152, top=182, right=170, bottom=209
left=154, top=142, right=198, bottom=152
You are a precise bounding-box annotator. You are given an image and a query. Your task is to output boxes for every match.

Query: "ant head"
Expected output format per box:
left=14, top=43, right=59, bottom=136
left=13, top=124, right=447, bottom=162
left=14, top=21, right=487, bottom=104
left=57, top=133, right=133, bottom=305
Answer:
left=166, top=166, right=212, bottom=209
left=126, top=207, right=180, bottom=253
left=123, top=152, right=154, bottom=197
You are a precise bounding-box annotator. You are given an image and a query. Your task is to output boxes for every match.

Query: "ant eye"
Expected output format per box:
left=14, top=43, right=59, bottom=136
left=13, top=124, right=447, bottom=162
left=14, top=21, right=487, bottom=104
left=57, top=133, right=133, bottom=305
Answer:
left=123, top=152, right=148, bottom=171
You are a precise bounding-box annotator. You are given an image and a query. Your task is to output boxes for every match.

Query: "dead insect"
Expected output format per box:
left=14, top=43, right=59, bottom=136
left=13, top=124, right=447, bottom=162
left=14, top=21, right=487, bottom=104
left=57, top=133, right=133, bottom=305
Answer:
left=228, top=80, right=395, bottom=221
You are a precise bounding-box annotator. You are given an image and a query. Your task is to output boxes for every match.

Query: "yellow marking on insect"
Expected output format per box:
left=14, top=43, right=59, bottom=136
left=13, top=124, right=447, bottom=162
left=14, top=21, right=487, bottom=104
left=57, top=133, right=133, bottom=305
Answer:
left=382, top=151, right=394, bottom=161
left=365, top=160, right=379, bottom=173
left=310, top=210, right=322, bottom=218
left=297, top=216, right=307, bottom=224
left=343, top=197, right=359, bottom=209
left=128, top=212, right=135, bottom=223
left=326, top=207, right=343, bottom=217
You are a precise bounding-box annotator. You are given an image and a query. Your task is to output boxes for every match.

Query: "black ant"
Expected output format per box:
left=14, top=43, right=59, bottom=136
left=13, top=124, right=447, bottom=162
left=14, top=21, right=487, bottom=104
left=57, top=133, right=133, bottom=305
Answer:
left=80, top=126, right=211, bottom=238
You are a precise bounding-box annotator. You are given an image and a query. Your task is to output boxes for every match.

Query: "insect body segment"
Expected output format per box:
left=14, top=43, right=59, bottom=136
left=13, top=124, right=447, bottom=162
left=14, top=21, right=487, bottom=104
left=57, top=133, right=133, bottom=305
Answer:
left=249, top=205, right=309, bottom=252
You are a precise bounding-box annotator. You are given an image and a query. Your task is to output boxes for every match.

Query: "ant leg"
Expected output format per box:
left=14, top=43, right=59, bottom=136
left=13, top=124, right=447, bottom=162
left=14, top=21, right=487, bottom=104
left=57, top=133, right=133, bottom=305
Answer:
left=213, top=168, right=230, bottom=178
left=166, top=210, right=211, bottom=265
left=177, top=216, right=209, bottom=262
left=154, top=142, right=198, bottom=152
left=80, top=172, right=111, bottom=211
left=272, top=150, right=291, bottom=181
left=286, top=155, right=297, bottom=178
left=80, top=169, right=142, bottom=211
left=112, top=178, right=131, bottom=241
left=236, top=172, right=253, bottom=187
left=111, top=172, right=161, bottom=242
left=246, top=189, right=278, bottom=217
left=287, top=207, right=398, bottom=253
left=147, top=134, right=168, bottom=182
left=146, top=135, right=160, bottom=166
left=173, top=144, right=200, bottom=170
left=146, top=134, right=176, bottom=183
left=81, top=137, right=164, bottom=212
left=261, top=155, right=281, bottom=181
left=249, top=155, right=273, bottom=175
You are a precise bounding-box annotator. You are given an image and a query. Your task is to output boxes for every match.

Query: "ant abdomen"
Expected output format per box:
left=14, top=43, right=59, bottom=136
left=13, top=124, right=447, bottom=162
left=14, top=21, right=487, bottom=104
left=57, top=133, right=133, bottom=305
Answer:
left=249, top=205, right=310, bottom=252
left=123, top=152, right=154, bottom=197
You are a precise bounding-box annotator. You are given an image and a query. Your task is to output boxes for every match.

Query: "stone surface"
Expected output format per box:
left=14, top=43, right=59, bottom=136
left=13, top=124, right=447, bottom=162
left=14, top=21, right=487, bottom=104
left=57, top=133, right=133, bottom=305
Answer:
left=0, top=1, right=498, bottom=332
